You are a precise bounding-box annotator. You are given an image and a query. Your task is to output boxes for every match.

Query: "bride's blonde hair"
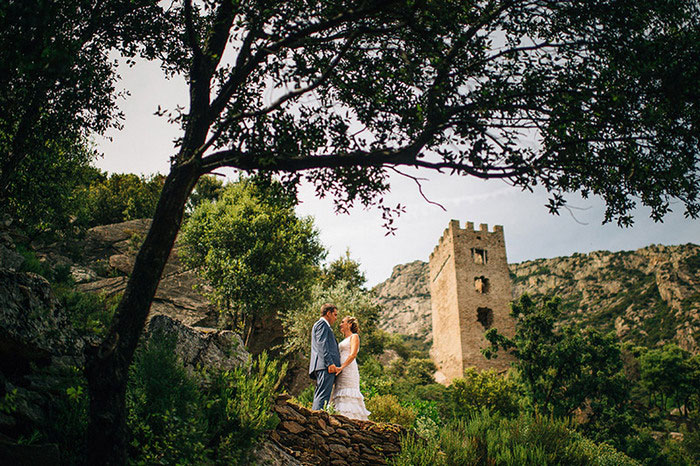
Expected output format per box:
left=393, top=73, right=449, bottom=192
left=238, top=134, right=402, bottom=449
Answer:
left=345, top=316, right=359, bottom=334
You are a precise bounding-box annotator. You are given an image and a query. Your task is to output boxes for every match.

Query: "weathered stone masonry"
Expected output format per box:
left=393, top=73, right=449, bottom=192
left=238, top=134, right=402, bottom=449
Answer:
left=429, top=220, right=515, bottom=383
left=270, top=394, right=406, bottom=465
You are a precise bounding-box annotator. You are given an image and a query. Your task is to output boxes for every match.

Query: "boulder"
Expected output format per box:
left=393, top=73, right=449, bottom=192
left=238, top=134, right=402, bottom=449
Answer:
left=0, top=269, right=84, bottom=440
left=0, top=270, right=82, bottom=373
left=70, top=266, right=98, bottom=284
left=108, top=254, right=133, bottom=275
left=0, top=244, right=23, bottom=271
left=147, top=314, right=248, bottom=372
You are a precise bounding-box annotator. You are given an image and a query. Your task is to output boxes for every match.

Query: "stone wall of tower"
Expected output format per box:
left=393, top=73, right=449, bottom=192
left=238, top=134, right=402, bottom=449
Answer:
left=429, top=220, right=515, bottom=384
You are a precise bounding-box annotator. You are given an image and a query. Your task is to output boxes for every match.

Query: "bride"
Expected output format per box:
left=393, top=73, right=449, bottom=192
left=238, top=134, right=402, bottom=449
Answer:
left=330, top=316, right=371, bottom=420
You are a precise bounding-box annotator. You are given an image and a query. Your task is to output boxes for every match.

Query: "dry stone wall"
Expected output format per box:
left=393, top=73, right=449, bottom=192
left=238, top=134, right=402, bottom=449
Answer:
left=270, top=394, right=406, bottom=465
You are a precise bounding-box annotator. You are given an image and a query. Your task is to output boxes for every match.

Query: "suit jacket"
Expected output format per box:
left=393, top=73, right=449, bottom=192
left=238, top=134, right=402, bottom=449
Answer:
left=308, top=318, right=341, bottom=379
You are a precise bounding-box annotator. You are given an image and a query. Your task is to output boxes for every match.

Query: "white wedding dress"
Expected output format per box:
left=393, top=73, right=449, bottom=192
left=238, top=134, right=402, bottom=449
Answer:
left=330, top=336, right=371, bottom=420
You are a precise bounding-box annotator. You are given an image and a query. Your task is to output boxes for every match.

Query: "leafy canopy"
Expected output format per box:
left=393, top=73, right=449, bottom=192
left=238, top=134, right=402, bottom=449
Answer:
left=180, top=177, right=326, bottom=335
left=153, top=0, right=700, bottom=226
left=485, top=295, right=630, bottom=425
left=0, top=0, right=164, bottom=197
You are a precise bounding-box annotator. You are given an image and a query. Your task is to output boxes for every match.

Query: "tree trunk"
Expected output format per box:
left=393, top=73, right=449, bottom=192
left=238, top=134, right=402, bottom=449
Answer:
left=85, top=161, right=200, bottom=465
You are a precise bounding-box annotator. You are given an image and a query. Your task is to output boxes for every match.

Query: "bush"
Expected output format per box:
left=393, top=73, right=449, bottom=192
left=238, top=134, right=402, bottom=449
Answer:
left=203, top=351, right=287, bottom=463
left=367, top=394, right=417, bottom=427
left=392, top=410, right=639, bottom=466
left=449, top=368, right=520, bottom=419
left=126, top=330, right=209, bottom=465
left=74, top=171, right=165, bottom=228
left=291, top=384, right=315, bottom=409
left=57, top=289, right=118, bottom=337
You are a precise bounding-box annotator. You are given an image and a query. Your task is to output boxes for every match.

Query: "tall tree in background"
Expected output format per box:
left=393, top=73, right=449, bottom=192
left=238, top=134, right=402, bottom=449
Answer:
left=180, top=178, right=326, bottom=345
left=15, top=0, right=689, bottom=462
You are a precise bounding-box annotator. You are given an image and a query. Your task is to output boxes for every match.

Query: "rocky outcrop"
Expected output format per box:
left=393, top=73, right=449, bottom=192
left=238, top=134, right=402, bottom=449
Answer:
left=147, top=314, right=248, bottom=372
left=373, top=261, right=431, bottom=342
left=0, top=269, right=82, bottom=373
left=375, top=244, right=700, bottom=352
left=0, top=269, right=82, bottom=461
left=49, top=218, right=219, bottom=328
left=269, top=394, right=407, bottom=465
left=510, top=244, right=700, bottom=352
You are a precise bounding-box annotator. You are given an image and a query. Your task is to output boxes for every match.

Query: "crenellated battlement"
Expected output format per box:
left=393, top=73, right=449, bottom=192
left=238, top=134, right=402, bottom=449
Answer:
left=429, top=220, right=505, bottom=261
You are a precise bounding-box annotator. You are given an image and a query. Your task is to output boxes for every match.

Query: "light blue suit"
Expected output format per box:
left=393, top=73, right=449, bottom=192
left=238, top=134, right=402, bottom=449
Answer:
left=309, top=318, right=341, bottom=410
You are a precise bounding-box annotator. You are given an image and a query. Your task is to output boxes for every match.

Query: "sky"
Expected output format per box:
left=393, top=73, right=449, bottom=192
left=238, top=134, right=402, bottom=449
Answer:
left=94, top=59, right=700, bottom=288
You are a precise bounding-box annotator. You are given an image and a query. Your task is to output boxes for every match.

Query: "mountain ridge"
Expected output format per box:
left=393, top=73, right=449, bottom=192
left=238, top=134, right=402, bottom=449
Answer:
left=374, top=243, right=700, bottom=352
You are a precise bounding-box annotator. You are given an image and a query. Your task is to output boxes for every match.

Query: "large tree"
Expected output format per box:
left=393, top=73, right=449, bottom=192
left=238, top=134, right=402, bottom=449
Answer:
left=180, top=178, right=326, bottom=344
left=0, top=0, right=163, bottom=200
left=62, top=0, right=700, bottom=463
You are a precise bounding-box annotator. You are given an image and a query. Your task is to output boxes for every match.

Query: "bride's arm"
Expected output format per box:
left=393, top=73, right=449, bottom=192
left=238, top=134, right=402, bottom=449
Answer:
left=340, top=334, right=360, bottom=370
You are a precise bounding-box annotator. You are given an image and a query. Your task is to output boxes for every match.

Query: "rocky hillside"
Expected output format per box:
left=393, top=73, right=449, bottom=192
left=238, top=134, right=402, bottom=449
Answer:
left=373, top=260, right=432, bottom=342
left=374, top=244, right=700, bottom=353
left=60, top=218, right=218, bottom=327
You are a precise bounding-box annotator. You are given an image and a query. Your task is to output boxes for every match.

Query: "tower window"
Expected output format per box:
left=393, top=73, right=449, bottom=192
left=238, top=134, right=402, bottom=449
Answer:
left=477, top=307, right=494, bottom=330
left=471, top=248, right=487, bottom=264
left=474, top=276, right=490, bottom=293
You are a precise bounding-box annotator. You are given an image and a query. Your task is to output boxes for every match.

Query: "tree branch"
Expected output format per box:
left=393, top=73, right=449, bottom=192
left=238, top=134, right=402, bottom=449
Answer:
left=208, top=3, right=396, bottom=124
left=183, top=0, right=203, bottom=60
left=200, top=143, right=526, bottom=180
left=389, top=167, right=446, bottom=210
left=197, top=32, right=358, bottom=157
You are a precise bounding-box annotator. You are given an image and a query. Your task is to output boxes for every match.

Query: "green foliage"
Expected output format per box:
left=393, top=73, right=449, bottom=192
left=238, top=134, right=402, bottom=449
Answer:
left=449, top=369, right=520, bottom=418
left=74, top=171, right=165, bottom=228
left=202, top=352, right=287, bottom=464
left=486, top=295, right=628, bottom=413
left=16, top=245, right=73, bottom=288
left=0, top=389, right=18, bottom=415
left=290, top=384, right=315, bottom=410
left=320, top=249, right=367, bottom=290
left=125, top=333, right=287, bottom=464
left=640, top=344, right=700, bottom=417
left=127, top=331, right=209, bottom=465
left=186, top=174, right=225, bottom=214
left=485, top=294, right=632, bottom=449
left=181, top=178, right=325, bottom=339
left=366, top=394, right=417, bottom=427
left=0, top=0, right=163, bottom=205
left=282, top=280, right=383, bottom=364
left=46, top=366, right=89, bottom=466
left=384, top=332, right=432, bottom=361
left=663, top=427, right=700, bottom=466
left=57, top=289, right=119, bottom=338
left=392, top=410, right=639, bottom=466
left=2, top=138, right=97, bottom=238
left=389, top=358, right=436, bottom=386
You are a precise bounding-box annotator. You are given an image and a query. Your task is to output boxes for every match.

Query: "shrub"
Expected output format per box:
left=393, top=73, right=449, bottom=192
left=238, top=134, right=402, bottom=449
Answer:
left=291, top=384, right=315, bottom=409
left=203, top=351, right=287, bottom=463
left=126, top=330, right=209, bottom=465
left=45, top=366, right=89, bottom=465
left=57, top=289, right=118, bottom=337
left=74, top=172, right=165, bottom=228
left=449, top=368, right=520, bottom=418
left=367, top=394, right=417, bottom=427
left=392, top=410, right=639, bottom=466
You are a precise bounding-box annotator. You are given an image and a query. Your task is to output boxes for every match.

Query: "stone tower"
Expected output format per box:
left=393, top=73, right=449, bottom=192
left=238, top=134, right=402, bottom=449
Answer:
left=429, top=220, right=515, bottom=384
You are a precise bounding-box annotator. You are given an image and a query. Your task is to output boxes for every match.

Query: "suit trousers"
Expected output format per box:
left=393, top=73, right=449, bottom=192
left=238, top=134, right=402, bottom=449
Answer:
left=312, top=369, right=336, bottom=410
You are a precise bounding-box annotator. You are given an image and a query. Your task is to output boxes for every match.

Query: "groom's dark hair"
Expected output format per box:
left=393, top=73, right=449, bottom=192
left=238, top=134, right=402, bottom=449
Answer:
left=320, top=303, right=337, bottom=316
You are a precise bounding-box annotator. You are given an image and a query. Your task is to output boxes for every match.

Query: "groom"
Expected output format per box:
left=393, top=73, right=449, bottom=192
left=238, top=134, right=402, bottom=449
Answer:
left=309, top=303, right=341, bottom=410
